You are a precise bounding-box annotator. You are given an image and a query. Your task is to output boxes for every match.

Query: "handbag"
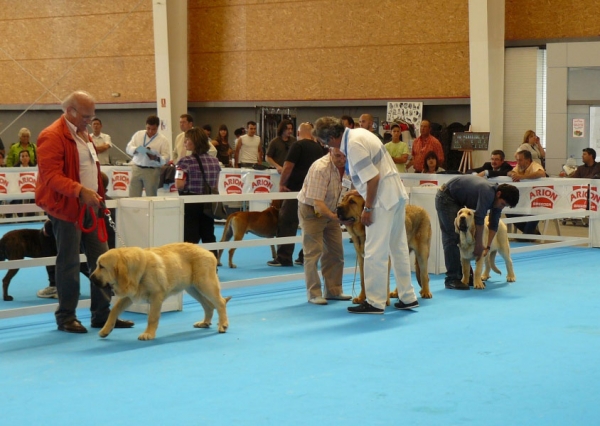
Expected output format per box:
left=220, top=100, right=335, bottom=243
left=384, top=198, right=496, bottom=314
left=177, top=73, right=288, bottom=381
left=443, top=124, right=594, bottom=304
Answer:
left=193, top=154, right=228, bottom=220
left=159, top=163, right=177, bottom=186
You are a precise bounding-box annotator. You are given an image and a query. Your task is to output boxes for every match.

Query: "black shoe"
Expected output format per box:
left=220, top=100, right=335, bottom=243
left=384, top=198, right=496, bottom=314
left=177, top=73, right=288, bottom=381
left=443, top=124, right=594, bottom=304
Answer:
left=394, top=300, right=419, bottom=310
left=58, top=319, right=88, bottom=334
left=267, top=260, right=293, bottom=267
left=445, top=280, right=470, bottom=290
left=347, top=301, right=384, bottom=315
left=294, top=258, right=303, bottom=266
left=91, top=318, right=135, bottom=329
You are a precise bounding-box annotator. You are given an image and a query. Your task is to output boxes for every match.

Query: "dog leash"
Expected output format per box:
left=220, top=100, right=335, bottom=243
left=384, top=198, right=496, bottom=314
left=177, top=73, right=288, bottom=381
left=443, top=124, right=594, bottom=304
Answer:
left=78, top=203, right=109, bottom=243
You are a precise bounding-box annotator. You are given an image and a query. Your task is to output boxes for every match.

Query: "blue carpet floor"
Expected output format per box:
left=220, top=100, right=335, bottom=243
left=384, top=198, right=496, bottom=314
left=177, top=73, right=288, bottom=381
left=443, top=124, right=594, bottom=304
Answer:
left=1, top=221, right=599, bottom=425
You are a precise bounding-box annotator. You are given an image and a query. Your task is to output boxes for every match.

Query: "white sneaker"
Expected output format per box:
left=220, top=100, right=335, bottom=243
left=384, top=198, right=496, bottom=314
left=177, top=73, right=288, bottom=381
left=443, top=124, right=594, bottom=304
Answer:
left=308, top=296, right=328, bottom=305
left=37, top=286, right=58, bottom=299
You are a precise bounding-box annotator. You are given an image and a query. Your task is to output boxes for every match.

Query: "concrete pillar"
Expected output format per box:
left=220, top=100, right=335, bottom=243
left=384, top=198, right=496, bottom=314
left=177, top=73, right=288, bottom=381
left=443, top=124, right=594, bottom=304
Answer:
left=468, top=0, right=505, bottom=166
left=152, top=0, right=188, bottom=152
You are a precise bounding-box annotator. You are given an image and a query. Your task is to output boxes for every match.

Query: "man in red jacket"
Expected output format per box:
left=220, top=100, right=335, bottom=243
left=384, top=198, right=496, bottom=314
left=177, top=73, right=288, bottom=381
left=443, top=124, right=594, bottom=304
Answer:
left=35, top=90, right=134, bottom=334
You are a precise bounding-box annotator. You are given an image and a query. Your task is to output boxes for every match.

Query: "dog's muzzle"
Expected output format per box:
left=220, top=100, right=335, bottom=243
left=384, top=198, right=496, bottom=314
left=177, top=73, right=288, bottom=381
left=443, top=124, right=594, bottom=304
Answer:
left=90, top=273, right=107, bottom=288
left=458, top=216, right=469, bottom=233
left=336, top=207, right=354, bottom=222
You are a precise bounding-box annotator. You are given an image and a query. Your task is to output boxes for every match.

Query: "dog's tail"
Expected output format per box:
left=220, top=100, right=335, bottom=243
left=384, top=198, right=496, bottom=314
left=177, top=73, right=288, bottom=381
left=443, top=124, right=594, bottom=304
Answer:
left=224, top=296, right=232, bottom=304
left=488, top=251, right=502, bottom=275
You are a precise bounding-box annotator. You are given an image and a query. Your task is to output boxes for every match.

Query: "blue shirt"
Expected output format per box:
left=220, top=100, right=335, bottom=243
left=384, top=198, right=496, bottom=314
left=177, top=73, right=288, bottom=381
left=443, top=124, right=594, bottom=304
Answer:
left=445, top=175, right=502, bottom=231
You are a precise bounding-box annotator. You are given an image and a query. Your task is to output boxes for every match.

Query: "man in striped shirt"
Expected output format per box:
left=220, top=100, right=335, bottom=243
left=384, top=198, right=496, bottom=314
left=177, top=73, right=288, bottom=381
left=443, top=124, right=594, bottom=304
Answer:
left=313, top=116, right=419, bottom=314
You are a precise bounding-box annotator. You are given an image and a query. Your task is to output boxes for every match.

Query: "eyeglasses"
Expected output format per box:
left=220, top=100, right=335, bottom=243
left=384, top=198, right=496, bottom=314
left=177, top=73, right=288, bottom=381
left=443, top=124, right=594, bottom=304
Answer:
left=72, top=107, right=94, bottom=120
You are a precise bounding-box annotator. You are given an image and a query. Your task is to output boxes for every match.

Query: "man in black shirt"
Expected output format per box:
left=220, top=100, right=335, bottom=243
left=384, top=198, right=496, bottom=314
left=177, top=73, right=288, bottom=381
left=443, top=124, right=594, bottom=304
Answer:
left=469, top=150, right=513, bottom=178
left=268, top=123, right=325, bottom=267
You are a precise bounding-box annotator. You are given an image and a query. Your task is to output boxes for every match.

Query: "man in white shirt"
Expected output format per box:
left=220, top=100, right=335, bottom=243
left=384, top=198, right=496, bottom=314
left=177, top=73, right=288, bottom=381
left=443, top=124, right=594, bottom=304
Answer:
left=90, top=117, right=112, bottom=165
left=125, top=115, right=171, bottom=197
left=234, top=121, right=263, bottom=168
left=314, top=116, right=419, bottom=314
left=172, top=114, right=194, bottom=162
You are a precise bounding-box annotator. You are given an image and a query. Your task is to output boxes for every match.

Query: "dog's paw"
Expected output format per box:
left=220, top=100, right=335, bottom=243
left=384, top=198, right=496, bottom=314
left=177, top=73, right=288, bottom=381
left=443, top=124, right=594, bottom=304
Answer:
left=389, top=289, right=398, bottom=299
left=474, top=281, right=486, bottom=290
left=98, top=329, right=110, bottom=338
left=352, top=296, right=365, bottom=304
left=217, top=261, right=222, bottom=267
left=218, top=323, right=228, bottom=333
left=3, top=295, right=13, bottom=301
left=481, top=274, right=491, bottom=281
left=507, top=275, right=516, bottom=282
left=193, top=321, right=211, bottom=328
left=420, top=290, right=433, bottom=299
left=138, top=332, right=155, bottom=341
left=229, top=264, right=237, bottom=269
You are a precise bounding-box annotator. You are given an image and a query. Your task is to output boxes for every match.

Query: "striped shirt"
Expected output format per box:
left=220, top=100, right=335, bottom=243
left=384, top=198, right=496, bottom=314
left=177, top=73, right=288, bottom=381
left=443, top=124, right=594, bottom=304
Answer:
left=341, top=128, right=408, bottom=210
left=176, top=154, right=221, bottom=194
left=298, top=154, right=343, bottom=212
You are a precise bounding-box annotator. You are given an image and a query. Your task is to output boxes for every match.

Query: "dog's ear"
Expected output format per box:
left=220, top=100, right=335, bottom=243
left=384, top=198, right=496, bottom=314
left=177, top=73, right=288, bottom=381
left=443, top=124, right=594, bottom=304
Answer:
left=454, top=214, right=460, bottom=233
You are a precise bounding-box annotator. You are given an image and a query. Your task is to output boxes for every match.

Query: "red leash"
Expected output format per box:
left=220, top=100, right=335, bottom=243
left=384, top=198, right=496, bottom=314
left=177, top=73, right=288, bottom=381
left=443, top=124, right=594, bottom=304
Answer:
left=78, top=203, right=110, bottom=243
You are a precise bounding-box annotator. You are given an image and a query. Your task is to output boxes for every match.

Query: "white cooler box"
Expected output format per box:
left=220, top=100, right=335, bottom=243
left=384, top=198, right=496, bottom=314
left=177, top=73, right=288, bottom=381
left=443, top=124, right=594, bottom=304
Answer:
left=116, top=197, right=184, bottom=313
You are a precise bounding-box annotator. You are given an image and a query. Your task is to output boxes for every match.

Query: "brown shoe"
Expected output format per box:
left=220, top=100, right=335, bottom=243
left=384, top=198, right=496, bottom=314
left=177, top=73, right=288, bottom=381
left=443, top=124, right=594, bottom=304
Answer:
left=90, top=318, right=135, bottom=329
left=58, top=319, right=88, bottom=334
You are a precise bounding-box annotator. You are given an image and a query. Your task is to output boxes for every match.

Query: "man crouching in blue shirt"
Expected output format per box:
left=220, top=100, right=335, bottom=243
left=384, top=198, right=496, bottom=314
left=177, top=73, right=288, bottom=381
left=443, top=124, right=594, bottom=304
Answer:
left=436, top=175, right=520, bottom=290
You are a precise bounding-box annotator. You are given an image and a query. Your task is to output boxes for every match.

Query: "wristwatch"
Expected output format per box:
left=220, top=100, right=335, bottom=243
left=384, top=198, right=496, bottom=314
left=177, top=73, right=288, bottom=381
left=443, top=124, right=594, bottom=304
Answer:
left=363, top=206, right=374, bottom=213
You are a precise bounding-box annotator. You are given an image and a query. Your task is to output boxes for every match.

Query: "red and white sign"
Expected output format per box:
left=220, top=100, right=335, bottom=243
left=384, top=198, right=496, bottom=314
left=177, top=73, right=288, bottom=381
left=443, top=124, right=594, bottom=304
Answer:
left=18, top=172, right=36, bottom=193
left=529, top=185, right=559, bottom=209
left=221, top=172, right=243, bottom=194
left=249, top=174, right=273, bottom=193
left=0, top=173, right=8, bottom=194
left=111, top=171, right=131, bottom=193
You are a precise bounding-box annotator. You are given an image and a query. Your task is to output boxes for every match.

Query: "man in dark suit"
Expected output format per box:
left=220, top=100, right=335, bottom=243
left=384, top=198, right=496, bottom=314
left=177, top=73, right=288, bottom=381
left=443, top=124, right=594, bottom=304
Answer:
left=469, top=149, right=513, bottom=178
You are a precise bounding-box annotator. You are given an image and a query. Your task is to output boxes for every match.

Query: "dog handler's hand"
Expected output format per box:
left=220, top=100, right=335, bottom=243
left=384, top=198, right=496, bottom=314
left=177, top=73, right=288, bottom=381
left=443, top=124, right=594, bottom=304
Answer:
left=361, top=210, right=373, bottom=227
left=79, top=187, right=102, bottom=208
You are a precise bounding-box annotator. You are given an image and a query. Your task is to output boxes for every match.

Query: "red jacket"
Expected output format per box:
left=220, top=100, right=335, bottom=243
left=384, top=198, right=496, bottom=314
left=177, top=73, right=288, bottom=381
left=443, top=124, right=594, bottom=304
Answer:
left=35, top=116, right=105, bottom=223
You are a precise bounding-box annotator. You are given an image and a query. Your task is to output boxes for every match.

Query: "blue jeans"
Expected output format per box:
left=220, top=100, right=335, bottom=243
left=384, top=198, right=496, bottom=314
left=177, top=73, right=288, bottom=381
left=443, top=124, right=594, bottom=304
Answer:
left=49, top=212, right=111, bottom=326
left=435, top=190, right=463, bottom=284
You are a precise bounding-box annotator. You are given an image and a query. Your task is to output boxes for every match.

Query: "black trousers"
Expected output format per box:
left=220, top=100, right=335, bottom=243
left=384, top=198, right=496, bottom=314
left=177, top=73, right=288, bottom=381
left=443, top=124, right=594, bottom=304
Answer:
left=183, top=202, right=217, bottom=257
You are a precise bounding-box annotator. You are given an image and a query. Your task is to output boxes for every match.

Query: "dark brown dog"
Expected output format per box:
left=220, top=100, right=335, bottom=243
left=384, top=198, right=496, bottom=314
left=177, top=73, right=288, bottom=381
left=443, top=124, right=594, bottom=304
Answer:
left=217, top=200, right=282, bottom=268
left=0, top=228, right=51, bottom=301
left=336, top=193, right=432, bottom=305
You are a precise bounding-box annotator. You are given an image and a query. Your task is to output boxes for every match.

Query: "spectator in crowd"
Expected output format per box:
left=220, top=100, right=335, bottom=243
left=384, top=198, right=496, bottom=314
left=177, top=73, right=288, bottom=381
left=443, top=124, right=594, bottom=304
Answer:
left=126, top=115, right=171, bottom=197
left=175, top=127, right=221, bottom=257
left=516, top=130, right=545, bottom=167
left=384, top=123, right=409, bottom=173
left=469, top=150, right=513, bottom=178
left=358, top=113, right=384, bottom=142
left=313, top=116, right=420, bottom=314
left=420, top=151, right=445, bottom=174
left=505, top=149, right=546, bottom=237
left=0, top=152, right=5, bottom=166
left=202, top=124, right=212, bottom=141
left=17, top=150, right=31, bottom=167
left=7, top=128, right=37, bottom=167
left=409, top=120, right=444, bottom=172
left=297, top=147, right=351, bottom=304
left=235, top=121, right=262, bottom=168
left=341, top=115, right=355, bottom=129
left=90, top=117, right=112, bottom=165
left=212, top=124, right=233, bottom=166
left=172, top=114, right=194, bottom=163
left=435, top=175, right=519, bottom=290
left=232, top=127, right=246, bottom=151
left=35, top=90, right=133, bottom=333
left=560, top=148, right=600, bottom=178
left=266, top=119, right=296, bottom=173
left=268, top=122, right=325, bottom=267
